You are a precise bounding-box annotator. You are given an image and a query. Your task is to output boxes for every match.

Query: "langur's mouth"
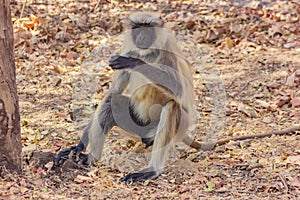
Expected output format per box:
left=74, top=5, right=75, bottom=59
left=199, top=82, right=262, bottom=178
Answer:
left=137, top=46, right=150, bottom=50
left=136, top=44, right=151, bottom=49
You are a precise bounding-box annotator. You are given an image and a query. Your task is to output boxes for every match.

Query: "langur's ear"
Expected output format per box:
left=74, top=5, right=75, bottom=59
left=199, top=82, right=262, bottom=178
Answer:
left=123, top=19, right=134, bottom=29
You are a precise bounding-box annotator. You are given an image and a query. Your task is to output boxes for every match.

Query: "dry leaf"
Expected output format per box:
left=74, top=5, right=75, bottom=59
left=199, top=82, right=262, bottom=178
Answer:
left=238, top=103, right=259, bottom=118
left=286, top=72, right=296, bottom=87
left=55, top=31, right=72, bottom=42
left=255, top=99, right=270, bottom=108
left=22, top=144, right=37, bottom=152
left=179, top=185, right=195, bottom=193
left=74, top=175, right=94, bottom=183
left=286, top=155, right=300, bottom=165
left=276, top=96, right=291, bottom=108
left=288, top=179, right=300, bottom=187
left=44, top=161, right=54, bottom=171
left=56, top=112, right=68, bottom=118
left=66, top=51, right=79, bottom=60
left=291, top=97, right=300, bottom=108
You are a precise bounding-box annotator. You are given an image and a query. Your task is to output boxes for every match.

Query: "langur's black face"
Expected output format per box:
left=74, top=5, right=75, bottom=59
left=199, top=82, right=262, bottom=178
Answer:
left=131, top=24, right=156, bottom=49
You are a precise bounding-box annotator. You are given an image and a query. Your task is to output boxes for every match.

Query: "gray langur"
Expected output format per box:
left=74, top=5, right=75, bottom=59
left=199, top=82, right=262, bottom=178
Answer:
left=55, top=12, right=199, bottom=183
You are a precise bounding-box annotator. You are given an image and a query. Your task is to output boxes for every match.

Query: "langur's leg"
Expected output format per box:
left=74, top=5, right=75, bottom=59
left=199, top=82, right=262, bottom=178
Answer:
left=55, top=71, right=130, bottom=166
left=55, top=93, right=116, bottom=165
left=120, top=100, right=189, bottom=183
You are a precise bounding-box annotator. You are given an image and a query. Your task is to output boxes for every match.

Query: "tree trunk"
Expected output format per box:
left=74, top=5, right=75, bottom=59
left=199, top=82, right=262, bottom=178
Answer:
left=0, top=0, right=22, bottom=174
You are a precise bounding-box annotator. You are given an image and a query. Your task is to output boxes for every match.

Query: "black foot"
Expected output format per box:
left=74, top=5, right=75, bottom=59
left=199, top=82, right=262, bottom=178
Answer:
left=54, top=142, right=90, bottom=166
left=120, top=168, right=157, bottom=184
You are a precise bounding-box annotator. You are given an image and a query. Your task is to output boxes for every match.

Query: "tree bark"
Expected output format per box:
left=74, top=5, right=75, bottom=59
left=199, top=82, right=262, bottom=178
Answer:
left=0, top=0, right=22, bottom=174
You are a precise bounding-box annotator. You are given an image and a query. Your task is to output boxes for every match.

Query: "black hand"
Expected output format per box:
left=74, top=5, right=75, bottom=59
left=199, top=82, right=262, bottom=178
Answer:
left=109, top=55, right=145, bottom=70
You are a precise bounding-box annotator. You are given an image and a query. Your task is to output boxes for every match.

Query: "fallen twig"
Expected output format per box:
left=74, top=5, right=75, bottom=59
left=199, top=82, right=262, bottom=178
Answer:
left=187, top=126, right=300, bottom=151
left=279, top=174, right=289, bottom=193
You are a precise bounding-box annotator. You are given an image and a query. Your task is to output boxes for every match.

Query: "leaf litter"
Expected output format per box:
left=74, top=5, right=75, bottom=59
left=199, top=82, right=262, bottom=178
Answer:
left=1, top=0, right=299, bottom=199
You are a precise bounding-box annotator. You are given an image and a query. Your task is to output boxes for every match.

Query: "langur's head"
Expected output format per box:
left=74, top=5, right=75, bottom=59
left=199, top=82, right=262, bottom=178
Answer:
left=123, top=12, right=169, bottom=56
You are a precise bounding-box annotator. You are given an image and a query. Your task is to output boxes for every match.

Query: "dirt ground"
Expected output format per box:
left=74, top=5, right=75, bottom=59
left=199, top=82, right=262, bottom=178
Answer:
left=1, top=0, right=300, bottom=199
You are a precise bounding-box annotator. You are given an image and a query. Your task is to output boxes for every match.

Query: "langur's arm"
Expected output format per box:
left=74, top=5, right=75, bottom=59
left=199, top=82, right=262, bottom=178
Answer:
left=109, top=55, right=183, bottom=97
